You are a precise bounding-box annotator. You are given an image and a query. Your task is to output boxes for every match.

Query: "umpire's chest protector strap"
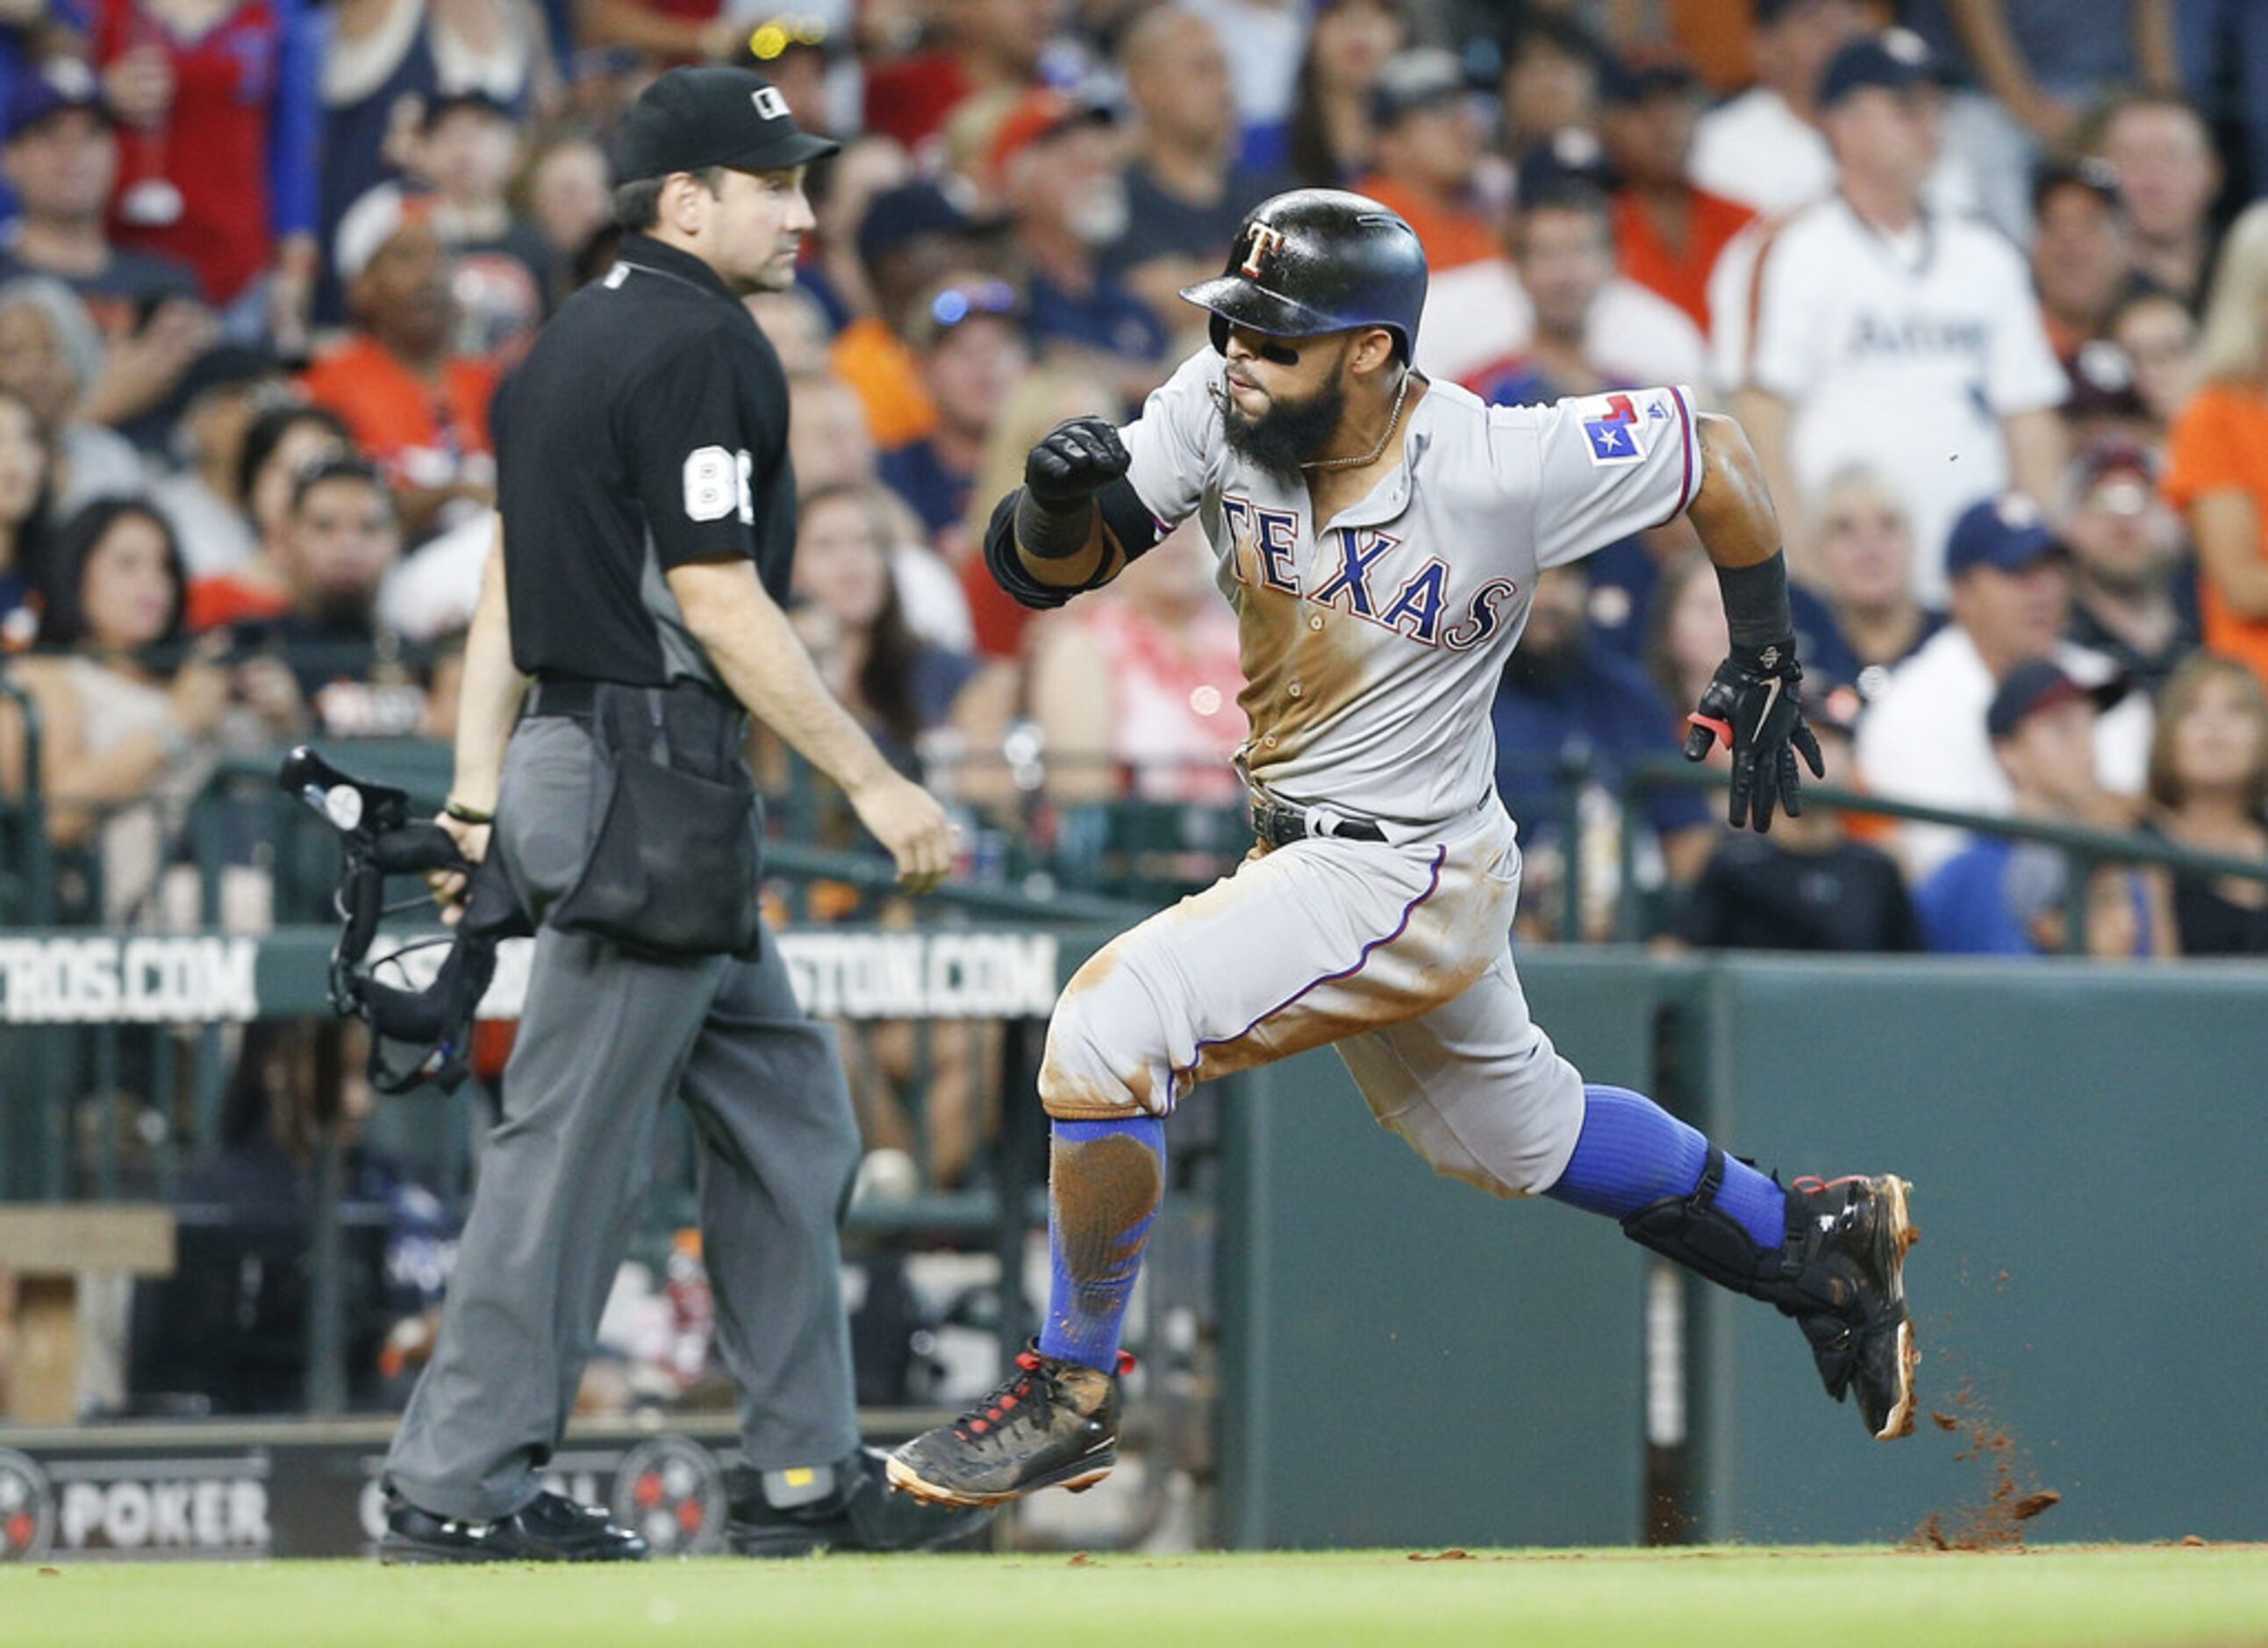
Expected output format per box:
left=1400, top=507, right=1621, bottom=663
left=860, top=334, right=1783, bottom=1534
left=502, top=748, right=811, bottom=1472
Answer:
left=984, top=480, right=1163, bottom=611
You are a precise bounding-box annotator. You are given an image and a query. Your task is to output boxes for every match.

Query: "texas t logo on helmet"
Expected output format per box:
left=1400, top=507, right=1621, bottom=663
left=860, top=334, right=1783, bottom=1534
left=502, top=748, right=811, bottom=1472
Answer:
left=1240, top=224, right=1290, bottom=280
left=1181, top=188, right=1428, bottom=363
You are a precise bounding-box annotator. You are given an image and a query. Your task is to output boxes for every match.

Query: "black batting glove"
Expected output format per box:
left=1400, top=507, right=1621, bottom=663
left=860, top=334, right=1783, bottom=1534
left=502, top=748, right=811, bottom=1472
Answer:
left=1025, top=417, right=1130, bottom=511
left=1681, top=640, right=1827, bottom=834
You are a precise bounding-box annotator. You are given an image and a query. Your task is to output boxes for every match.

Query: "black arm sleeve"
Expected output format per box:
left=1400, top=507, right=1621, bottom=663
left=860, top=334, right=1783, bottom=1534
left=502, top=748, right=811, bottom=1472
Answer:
left=985, top=490, right=1075, bottom=611
left=1094, top=473, right=1163, bottom=563
left=983, top=477, right=1165, bottom=611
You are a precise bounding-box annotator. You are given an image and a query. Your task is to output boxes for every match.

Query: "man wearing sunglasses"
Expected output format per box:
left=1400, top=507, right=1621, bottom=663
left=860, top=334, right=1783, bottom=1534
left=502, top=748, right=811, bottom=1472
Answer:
left=889, top=186, right=1921, bottom=1511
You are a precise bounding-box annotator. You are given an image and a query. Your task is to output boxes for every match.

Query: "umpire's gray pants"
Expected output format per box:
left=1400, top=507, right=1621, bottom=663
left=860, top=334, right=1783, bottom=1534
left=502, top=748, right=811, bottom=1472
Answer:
left=385, top=715, right=862, bottom=1522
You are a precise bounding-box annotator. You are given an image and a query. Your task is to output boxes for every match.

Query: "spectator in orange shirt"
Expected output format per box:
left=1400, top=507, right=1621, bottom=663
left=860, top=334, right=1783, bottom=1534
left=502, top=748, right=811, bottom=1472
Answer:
left=300, top=196, right=499, bottom=543
left=1355, top=47, right=1525, bottom=383
left=1599, top=49, right=1756, bottom=340
left=1354, top=48, right=1499, bottom=275
left=2163, top=201, right=2268, bottom=694
left=832, top=179, right=1010, bottom=451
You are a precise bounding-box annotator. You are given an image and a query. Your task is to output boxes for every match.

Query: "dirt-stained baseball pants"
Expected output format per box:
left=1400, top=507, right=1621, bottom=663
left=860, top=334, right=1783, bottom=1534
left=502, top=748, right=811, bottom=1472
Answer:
left=1038, top=797, right=1587, bottom=1199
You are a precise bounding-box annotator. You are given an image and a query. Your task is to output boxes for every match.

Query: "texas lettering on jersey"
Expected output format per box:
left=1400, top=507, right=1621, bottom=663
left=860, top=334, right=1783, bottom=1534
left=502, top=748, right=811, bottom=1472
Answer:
left=1221, top=497, right=1515, bottom=652
left=1119, top=350, right=1703, bottom=824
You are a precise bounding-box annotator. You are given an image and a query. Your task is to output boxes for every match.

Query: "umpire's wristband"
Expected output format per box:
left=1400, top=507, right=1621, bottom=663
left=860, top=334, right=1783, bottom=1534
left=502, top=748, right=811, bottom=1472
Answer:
left=1713, top=552, right=1796, bottom=651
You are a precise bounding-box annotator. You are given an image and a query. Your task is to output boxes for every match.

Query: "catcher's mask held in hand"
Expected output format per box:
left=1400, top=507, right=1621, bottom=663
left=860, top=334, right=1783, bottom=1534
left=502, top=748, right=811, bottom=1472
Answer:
left=279, top=746, right=528, bottom=1093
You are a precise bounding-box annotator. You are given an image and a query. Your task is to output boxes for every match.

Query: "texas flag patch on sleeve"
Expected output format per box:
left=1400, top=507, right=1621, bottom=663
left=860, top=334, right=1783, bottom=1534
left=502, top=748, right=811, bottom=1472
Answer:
left=1568, top=391, right=1666, bottom=467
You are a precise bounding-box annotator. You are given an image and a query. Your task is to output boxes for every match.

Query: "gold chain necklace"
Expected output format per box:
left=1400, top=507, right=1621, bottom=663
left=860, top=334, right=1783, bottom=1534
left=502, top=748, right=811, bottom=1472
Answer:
left=1302, top=370, right=1413, bottom=472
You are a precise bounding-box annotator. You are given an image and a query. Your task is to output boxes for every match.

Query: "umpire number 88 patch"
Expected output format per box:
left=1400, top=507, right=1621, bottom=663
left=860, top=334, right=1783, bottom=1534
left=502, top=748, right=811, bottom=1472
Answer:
left=683, top=445, right=755, bottom=525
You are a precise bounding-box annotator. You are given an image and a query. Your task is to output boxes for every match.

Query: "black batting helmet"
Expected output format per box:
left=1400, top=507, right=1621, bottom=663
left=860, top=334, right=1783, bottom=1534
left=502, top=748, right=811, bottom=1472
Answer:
left=1178, top=189, right=1428, bottom=362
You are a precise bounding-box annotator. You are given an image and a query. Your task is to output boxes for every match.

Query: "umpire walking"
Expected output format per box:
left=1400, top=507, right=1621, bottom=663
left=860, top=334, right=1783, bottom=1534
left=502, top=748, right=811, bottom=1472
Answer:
left=379, top=66, right=974, bottom=1562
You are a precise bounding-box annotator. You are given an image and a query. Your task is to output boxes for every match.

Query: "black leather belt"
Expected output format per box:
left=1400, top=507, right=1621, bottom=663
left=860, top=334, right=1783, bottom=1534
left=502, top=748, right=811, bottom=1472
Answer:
left=525, top=676, right=735, bottom=721
left=523, top=677, right=603, bottom=719
left=1249, top=794, right=1386, bottom=849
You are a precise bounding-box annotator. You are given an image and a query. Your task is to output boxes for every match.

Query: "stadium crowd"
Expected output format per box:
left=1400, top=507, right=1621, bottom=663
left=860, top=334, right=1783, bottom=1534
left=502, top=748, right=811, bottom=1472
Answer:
left=6, top=0, right=2268, bottom=1427
left=0, top=0, right=2260, bottom=972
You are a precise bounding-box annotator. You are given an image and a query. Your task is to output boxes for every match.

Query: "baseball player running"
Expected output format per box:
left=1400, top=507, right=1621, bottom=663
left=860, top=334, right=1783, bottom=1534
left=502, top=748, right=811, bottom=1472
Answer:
left=888, top=190, right=1918, bottom=1511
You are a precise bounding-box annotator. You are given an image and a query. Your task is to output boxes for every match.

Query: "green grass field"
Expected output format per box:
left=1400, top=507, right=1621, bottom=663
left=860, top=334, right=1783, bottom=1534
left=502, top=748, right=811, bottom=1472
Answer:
left=4, top=1546, right=2265, bottom=1647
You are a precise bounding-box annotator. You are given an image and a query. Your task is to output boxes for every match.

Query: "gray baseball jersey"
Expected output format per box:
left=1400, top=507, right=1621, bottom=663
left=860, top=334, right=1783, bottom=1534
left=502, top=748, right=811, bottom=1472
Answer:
left=1123, top=348, right=1706, bottom=826
left=1033, top=351, right=1708, bottom=1200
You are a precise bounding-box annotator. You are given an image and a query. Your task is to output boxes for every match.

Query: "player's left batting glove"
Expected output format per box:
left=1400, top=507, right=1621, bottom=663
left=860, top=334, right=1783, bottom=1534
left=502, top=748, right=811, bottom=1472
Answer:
left=1682, top=641, right=1827, bottom=834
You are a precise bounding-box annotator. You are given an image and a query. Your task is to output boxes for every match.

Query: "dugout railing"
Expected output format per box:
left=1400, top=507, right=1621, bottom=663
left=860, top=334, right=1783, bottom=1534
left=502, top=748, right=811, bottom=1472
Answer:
left=1610, top=756, right=2268, bottom=950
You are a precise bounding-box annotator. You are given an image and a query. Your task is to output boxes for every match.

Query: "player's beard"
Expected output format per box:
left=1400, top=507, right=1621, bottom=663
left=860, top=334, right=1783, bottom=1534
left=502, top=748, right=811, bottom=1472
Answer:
left=1219, top=367, right=1349, bottom=486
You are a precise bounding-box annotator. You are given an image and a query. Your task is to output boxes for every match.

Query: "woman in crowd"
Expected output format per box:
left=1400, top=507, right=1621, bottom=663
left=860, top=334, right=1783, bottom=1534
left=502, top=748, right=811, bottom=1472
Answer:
left=1808, top=466, right=1942, bottom=693
left=0, top=278, right=147, bottom=512
left=2110, top=287, right=2197, bottom=440
left=1284, top=0, right=1405, bottom=188
left=184, top=400, right=350, bottom=631
left=1497, top=12, right=1606, bottom=160
left=791, top=478, right=1010, bottom=783
left=1027, top=517, right=1246, bottom=809
left=2146, top=652, right=2268, bottom=955
left=516, top=126, right=613, bottom=305
left=788, top=479, right=1015, bottom=1189
left=1644, top=548, right=1728, bottom=727
left=0, top=498, right=226, bottom=921
left=0, top=385, right=57, bottom=645
left=2164, top=201, right=2268, bottom=697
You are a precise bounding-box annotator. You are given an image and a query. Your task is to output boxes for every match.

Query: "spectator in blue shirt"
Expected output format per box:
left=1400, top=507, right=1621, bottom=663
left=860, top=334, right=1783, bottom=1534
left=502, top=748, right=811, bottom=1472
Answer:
left=1917, top=656, right=2171, bottom=956
left=991, top=88, right=1170, bottom=408
left=1101, top=8, right=1293, bottom=337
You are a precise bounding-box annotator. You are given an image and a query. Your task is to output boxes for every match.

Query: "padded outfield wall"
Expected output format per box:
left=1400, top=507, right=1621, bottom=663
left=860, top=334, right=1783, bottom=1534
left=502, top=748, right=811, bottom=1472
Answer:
left=1214, top=953, right=2268, bottom=1549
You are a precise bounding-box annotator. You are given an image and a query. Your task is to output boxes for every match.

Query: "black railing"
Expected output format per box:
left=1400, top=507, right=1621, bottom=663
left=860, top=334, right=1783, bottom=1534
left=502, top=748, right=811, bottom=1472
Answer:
left=1613, top=757, right=2268, bottom=952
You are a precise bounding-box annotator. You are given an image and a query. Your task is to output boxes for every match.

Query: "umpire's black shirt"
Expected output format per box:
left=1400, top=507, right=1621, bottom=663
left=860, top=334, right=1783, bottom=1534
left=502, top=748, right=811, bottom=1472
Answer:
left=495, top=232, right=796, bottom=687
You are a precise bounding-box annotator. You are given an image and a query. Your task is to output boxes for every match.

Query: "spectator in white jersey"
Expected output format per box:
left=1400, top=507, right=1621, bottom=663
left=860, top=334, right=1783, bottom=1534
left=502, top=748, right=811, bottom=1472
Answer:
left=1718, top=32, right=2067, bottom=605
left=1857, top=493, right=2153, bottom=880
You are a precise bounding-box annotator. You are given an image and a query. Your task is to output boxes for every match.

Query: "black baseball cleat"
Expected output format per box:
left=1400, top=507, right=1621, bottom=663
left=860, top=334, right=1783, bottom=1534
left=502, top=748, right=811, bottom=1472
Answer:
left=885, top=1343, right=1132, bottom=1508
left=379, top=1487, right=650, bottom=1564
left=726, top=1447, right=992, bottom=1557
left=1785, top=1174, right=1921, bottom=1441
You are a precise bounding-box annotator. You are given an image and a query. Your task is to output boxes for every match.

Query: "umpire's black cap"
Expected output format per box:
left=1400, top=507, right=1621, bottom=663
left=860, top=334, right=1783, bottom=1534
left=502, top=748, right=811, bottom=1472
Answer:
left=615, top=66, right=839, bottom=182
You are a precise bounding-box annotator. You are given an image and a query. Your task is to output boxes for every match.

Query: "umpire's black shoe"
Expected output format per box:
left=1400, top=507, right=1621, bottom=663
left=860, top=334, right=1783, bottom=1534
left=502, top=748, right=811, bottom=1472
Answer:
left=379, top=1488, right=650, bottom=1565
left=886, top=1342, right=1130, bottom=1508
left=1785, top=1174, right=1920, bottom=1441
left=726, top=1447, right=991, bottom=1557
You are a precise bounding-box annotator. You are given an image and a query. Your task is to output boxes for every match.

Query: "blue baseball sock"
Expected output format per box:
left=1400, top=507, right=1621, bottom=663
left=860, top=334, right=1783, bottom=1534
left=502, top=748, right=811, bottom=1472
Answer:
left=1037, top=1116, right=1165, bottom=1372
left=1544, top=1085, right=1787, bottom=1250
